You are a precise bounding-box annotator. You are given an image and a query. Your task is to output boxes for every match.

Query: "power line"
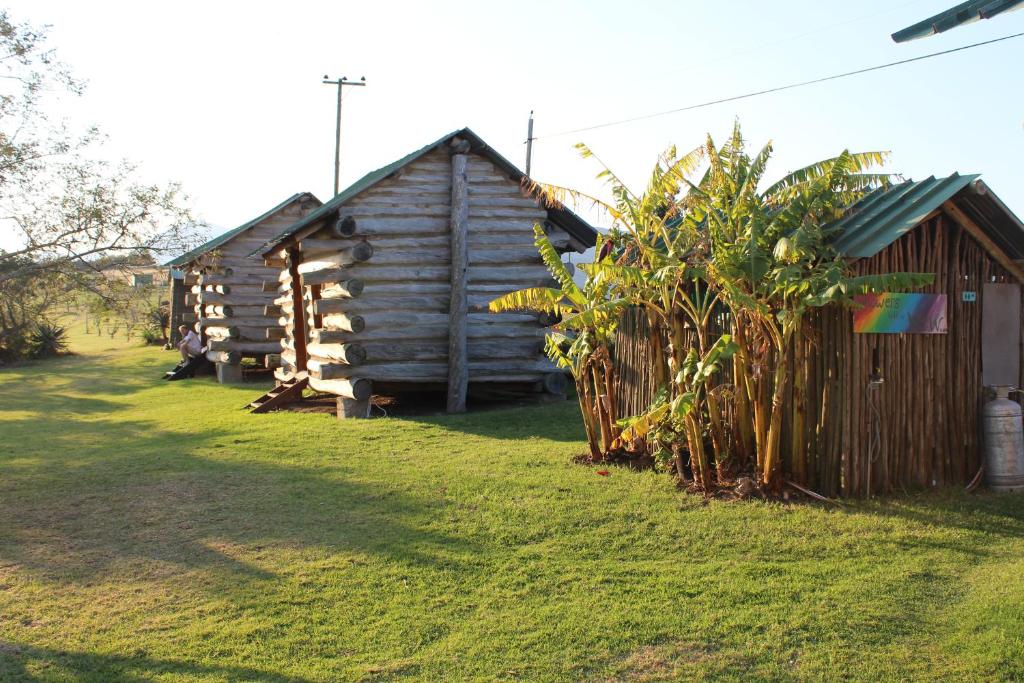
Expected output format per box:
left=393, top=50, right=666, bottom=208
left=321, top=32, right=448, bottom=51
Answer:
left=534, top=30, right=1024, bottom=141
left=652, top=0, right=930, bottom=85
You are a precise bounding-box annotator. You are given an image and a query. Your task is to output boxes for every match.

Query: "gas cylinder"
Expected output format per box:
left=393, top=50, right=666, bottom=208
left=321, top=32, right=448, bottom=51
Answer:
left=983, top=386, right=1024, bottom=492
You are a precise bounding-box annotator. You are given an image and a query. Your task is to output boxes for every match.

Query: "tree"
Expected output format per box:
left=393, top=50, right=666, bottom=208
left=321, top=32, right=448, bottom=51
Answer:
left=0, top=10, right=204, bottom=359
left=0, top=10, right=203, bottom=289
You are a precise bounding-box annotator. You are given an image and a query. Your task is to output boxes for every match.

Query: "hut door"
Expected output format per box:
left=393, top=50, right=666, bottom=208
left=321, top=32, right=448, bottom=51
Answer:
left=982, top=283, right=1021, bottom=387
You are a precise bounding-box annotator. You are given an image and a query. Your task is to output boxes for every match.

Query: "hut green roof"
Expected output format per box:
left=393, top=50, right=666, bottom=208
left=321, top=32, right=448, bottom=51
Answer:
left=830, top=173, right=1024, bottom=261
left=165, top=192, right=319, bottom=267
left=831, top=174, right=978, bottom=258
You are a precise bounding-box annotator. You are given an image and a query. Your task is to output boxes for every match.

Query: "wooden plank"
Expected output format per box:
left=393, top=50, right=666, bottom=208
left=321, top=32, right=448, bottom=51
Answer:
left=206, top=350, right=240, bottom=364
left=311, top=323, right=544, bottom=344
left=306, top=359, right=554, bottom=382
left=207, top=339, right=282, bottom=353
left=942, top=201, right=1024, bottom=284
left=204, top=316, right=278, bottom=327
left=341, top=217, right=449, bottom=236
left=360, top=339, right=543, bottom=362
left=307, top=342, right=366, bottom=365
left=319, top=312, right=366, bottom=332
left=298, top=237, right=353, bottom=252
left=297, top=242, right=374, bottom=275
left=467, top=265, right=554, bottom=284
left=307, top=357, right=365, bottom=379
left=308, top=376, right=372, bottom=400
left=467, top=207, right=548, bottom=219
left=313, top=295, right=449, bottom=315
left=195, top=292, right=271, bottom=306
left=250, top=375, right=309, bottom=414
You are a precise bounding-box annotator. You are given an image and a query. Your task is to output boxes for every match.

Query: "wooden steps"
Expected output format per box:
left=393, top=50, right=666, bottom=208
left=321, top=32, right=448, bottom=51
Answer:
left=247, top=372, right=308, bottom=413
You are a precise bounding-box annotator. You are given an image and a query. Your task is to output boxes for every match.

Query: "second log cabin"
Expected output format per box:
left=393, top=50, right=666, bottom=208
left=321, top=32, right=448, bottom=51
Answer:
left=166, top=192, right=322, bottom=382
left=254, top=128, right=598, bottom=416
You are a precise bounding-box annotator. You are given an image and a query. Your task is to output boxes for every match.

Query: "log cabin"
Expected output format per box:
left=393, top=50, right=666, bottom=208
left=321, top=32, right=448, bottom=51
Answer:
left=166, top=192, right=322, bottom=382
left=251, top=128, right=598, bottom=416
left=612, top=173, right=1024, bottom=497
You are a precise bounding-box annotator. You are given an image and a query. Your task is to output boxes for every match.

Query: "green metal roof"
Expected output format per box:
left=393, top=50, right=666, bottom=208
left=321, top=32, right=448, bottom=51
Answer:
left=164, top=192, right=320, bottom=267
left=891, top=0, right=1024, bottom=42
left=830, top=173, right=979, bottom=258
left=255, top=127, right=598, bottom=256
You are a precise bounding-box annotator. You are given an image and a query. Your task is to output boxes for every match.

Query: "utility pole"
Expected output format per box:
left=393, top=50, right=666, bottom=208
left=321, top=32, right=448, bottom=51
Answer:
left=322, top=75, right=367, bottom=196
left=524, top=110, right=535, bottom=177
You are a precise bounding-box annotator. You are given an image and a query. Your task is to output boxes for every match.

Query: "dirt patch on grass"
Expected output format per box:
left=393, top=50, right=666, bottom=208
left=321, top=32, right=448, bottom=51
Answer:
left=607, top=640, right=719, bottom=681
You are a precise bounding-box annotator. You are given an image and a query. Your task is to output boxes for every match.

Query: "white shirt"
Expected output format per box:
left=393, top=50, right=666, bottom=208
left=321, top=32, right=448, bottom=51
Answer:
left=182, top=330, right=203, bottom=355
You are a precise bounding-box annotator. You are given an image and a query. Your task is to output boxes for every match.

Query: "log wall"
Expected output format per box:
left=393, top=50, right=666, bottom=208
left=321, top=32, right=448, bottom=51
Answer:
left=274, top=144, right=573, bottom=399
left=184, top=196, right=320, bottom=370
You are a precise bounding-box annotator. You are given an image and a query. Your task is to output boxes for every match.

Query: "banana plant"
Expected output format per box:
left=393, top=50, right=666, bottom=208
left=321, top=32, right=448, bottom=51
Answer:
left=682, top=122, right=933, bottom=490
left=620, top=334, right=737, bottom=489
left=490, top=225, right=626, bottom=459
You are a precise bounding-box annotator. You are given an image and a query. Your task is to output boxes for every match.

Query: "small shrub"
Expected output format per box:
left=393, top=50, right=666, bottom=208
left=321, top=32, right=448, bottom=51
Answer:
left=151, top=303, right=169, bottom=332
left=141, top=326, right=165, bottom=346
left=28, top=322, right=69, bottom=359
left=0, top=326, right=30, bottom=364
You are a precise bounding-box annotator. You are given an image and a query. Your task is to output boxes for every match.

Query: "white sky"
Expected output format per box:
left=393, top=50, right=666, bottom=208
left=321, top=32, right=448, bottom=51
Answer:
left=3, top=0, right=1023, bottom=248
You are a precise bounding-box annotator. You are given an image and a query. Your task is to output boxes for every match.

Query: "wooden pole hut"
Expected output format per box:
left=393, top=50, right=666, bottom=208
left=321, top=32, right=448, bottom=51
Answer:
left=612, top=173, right=1024, bottom=497
left=165, top=192, right=322, bottom=382
left=251, top=128, right=598, bottom=417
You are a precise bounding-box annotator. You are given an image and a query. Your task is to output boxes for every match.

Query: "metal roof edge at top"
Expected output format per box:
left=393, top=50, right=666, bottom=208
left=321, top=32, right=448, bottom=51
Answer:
left=830, top=174, right=978, bottom=258
left=165, top=191, right=322, bottom=267
left=830, top=172, right=1024, bottom=262
left=891, top=0, right=1024, bottom=42
left=254, top=127, right=599, bottom=257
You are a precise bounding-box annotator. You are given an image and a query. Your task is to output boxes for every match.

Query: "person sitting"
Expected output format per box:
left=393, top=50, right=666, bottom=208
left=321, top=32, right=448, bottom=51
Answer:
left=165, top=325, right=209, bottom=380
left=178, top=325, right=203, bottom=363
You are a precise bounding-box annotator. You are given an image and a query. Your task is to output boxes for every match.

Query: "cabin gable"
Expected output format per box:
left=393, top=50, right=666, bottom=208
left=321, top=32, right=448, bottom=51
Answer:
left=268, top=131, right=594, bottom=413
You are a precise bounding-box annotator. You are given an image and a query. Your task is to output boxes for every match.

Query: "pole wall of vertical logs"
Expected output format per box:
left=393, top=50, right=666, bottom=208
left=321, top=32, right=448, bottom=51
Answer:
left=609, top=212, right=1022, bottom=497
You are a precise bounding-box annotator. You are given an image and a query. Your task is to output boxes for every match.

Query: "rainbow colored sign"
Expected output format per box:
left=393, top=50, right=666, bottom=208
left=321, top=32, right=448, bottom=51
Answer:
left=853, top=293, right=947, bottom=334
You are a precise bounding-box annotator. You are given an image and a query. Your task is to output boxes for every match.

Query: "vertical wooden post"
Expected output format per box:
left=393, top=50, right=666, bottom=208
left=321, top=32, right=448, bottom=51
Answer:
left=310, top=283, right=324, bottom=330
left=337, top=394, right=371, bottom=419
left=195, top=271, right=208, bottom=346
left=447, top=146, right=470, bottom=413
left=168, top=273, right=185, bottom=345
left=287, top=247, right=309, bottom=372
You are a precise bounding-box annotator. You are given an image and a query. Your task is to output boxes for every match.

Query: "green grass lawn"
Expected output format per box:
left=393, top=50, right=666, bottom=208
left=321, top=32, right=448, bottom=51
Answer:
left=1, top=322, right=1022, bottom=681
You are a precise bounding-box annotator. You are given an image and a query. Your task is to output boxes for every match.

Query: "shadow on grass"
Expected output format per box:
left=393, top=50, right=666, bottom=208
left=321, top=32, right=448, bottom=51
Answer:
left=860, top=491, right=1024, bottom=556
left=381, top=389, right=586, bottom=444
left=0, top=642, right=311, bottom=682
left=0, top=352, right=480, bottom=590
left=0, top=347, right=173, bottom=400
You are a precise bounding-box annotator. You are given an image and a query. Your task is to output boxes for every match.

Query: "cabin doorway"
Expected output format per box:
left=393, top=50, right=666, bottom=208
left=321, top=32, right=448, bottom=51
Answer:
left=982, top=282, right=1021, bottom=387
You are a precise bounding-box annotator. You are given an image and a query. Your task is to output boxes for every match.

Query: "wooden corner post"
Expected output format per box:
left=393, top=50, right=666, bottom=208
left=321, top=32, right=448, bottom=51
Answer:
left=286, top=247, right=309, bottom=372
left=447, top=141, right=470, bottom=412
